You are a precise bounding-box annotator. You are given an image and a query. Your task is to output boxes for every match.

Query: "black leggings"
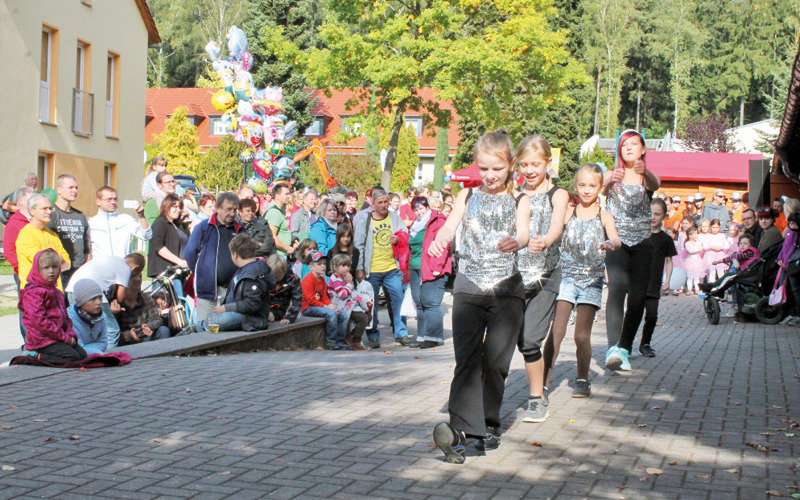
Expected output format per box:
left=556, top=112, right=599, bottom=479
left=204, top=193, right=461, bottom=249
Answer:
left=640, top=297, right=660, bottom=346
left=38, top=342, right=87, bottom=361
left=449, top=292, right=523, bottom=437
left=605, top=242, right=653, bottom=352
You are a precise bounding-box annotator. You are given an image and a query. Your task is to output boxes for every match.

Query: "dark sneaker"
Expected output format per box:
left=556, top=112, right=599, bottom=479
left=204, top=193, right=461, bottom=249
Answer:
left=474, top=430, right=500, bottom=451
left=325, top=341, right=337, bottom=350
left=523, top=397, right=550, bottom=423
left=395, top=336, right=413, bottom=346
left=177, top=324, right=197, bottom=336
left=419, top=340, right=440, bottom=349
left=572, top=379, right=591, bottom=398
left=639, top=344, right=656, bottom=357
left=409, top=339, right=422, bottom=348
left=368, top=338, right=381, bottom=349
left=433, top=422, right=466, bottom=464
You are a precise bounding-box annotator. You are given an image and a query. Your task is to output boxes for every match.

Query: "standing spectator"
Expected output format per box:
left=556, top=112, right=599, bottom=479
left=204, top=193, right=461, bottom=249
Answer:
left=89, top=186, right=151, bottom=258
left=388, top=192, right=402, bottom=213
left=184, top=192, right=243, bottom=321
left=701, top=189, right=730, bottom=234
left=398, top=187, right=418, bottom=228
left=64, top=254, right=143, bottom=348
left=265, top=183, right=296, bottom=255
left=730, top=192, right=744, bottom=223
left=741, top=208, right=762, bottom=247
left=148, top=194, right=189, bottom=296
left=309, top=198, right=339, bottom=255
left=192, top=193, right=216, bottom=232
left=238, top=198, right=275, bottom=257
left=116, top=269, right=171, bottom=345
left=354, top=187, right=411, bottom=348
left=326, top=224, right=360, bottom=278
left=67, top=279, right=108, bottom=355
left=1, top=173, right=38, bottom=216
left=773, top=198, right=788, bottom=233
left=290, top=190, right=319, bottom=242
left=344, top=190, right=359, bottom=225
left=3, top=186, right=35, bottom=340
left=142, top=156, right=168, bottom=202
left=757, top=207, right=783, bottom=252
left=16, top=194, right=70, bottom=290
left=664, top=195, right=683, bottom=231
left=144, top=172, right=177, bottom=224
left=47, top=174, right=90, bottom=286
left=24, top=172, right=38, bottom=191
left=691, top=193, right=705, bottom=226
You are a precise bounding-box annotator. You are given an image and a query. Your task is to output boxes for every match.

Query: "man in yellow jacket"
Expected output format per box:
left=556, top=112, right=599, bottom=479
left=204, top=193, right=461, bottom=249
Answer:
left=16, top=194, right=71, bottom=290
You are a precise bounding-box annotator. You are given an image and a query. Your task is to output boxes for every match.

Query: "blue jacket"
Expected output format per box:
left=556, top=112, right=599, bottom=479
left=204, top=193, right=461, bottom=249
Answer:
left=68, top=305, right=108, bottom=355
left=309, top=218, right=337, bottom=255
left=184, top=214, right=243, bottom=300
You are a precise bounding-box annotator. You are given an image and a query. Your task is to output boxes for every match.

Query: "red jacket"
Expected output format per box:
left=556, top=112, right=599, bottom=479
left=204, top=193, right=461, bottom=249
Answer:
left=20, top=249, right=77, bottom=351
left=393, top=230, right=411, bottom=284
left=421, top=211, right=453, bottom=282
left=301, top=273, right=331, bottom=309
left=2, top=210, right=30, bottom=274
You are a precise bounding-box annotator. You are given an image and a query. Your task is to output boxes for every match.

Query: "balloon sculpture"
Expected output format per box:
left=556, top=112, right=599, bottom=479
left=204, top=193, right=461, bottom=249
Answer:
left=205, top=26, right=299, bottom=189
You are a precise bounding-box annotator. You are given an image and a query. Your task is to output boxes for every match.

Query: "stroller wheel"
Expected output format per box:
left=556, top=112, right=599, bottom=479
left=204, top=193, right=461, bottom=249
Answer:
left=754, top=297, right=783, bottom=325
left=704, top=297, right=720, bottom=325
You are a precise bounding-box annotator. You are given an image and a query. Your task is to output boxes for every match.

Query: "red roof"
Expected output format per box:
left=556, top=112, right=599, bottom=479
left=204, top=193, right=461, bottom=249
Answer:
left=646, top=151, right=764, bottom=183
left=145, top=88, right=219, bottom=149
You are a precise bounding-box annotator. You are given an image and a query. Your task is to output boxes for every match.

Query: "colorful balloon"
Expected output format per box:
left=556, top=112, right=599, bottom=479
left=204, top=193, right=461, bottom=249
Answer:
left=247, top=175, right=268, bottom=194
left=241, top=51, right=253, bottom=71
left=211, top=89, right=235, bottom=111
left=226, top=25, right=248, bottom=60
left=204, top=40, right=221, bottom=61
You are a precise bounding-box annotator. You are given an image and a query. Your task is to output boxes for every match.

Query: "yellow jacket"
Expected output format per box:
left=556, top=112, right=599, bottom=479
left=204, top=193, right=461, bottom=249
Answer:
left=16, top=224, right=71, bottom=289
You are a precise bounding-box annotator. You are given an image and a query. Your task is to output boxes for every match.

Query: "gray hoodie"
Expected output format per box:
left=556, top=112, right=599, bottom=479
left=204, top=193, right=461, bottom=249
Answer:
left=701, top=202, right=730, bottom=233
left=354, top=208, right=407, bottom=276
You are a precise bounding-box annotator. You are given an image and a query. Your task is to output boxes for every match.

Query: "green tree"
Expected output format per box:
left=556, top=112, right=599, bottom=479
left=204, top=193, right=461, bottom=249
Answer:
left=295, top=154, right=382, bottom=195
left=196, top=135, right=247, bottom=191
left=268, top=0, right=583, bottom=189
left=433, top=126, right=449, bottom=190
left=151, top=107, right=201, bottom=177
left=381, top=124, right=419, bottom=192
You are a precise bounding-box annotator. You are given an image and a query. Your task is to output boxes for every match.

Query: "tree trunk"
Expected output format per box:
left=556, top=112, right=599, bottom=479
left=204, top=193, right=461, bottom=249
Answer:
left=593, top=64, right=602, bottom=136
left=739, top=96, right=745, bottom=127
left=381, top=105, right=406, bottom=189
left=635, top=82, right=641, bottom=131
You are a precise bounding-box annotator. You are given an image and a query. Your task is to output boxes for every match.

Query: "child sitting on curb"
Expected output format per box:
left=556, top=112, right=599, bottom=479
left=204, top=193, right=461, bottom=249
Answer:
left=267, top=254, right=302, bottom=325
left=301, top=252, right=348, bottom=350
left=327, top=254, right=371, bottom=350
left=67, top=279, right=109, bottom=355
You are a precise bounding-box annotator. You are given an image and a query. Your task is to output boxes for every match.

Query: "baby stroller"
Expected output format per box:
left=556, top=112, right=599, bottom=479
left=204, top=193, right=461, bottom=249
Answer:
left=144, top=265, right=195, bottom=330
left=702, top=241, right=783, bottom=325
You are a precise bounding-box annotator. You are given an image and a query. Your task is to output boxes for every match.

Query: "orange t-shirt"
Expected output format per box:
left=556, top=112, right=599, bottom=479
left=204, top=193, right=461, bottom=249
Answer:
left=301, top=273, right=330, bottom=310
left=775, top=212, right=788, bottom=233
left=665, top=211, right=683, bottom=231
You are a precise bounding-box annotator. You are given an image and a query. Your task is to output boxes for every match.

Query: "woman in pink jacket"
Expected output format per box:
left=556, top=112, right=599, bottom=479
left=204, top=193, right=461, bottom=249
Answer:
left=406, top=197, right=453, bottom=348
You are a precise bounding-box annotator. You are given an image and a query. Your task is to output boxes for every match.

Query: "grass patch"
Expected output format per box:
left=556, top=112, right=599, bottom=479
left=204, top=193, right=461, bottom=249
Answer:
left=0, top=306, right=18, bottom=316
left=0, top=260, right=12, bottom=276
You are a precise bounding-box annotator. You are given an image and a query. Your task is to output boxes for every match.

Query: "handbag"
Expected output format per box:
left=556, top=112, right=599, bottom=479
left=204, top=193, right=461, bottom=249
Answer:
left=399, top=286, right=417, bottom=318
left=768, top=285, right=786, bottom=306
left=167, top=302, right=189, bottom=330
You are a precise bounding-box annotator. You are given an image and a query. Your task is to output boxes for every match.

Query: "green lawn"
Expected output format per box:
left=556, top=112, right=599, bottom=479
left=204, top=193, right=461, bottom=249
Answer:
left=0, top=260, right=12, bottom=276
left=0, top=306, right=17, bottom=316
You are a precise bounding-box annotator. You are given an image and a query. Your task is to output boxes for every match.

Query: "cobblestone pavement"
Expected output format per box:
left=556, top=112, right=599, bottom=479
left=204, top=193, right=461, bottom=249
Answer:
left=0, top=294, right=798, bottom=499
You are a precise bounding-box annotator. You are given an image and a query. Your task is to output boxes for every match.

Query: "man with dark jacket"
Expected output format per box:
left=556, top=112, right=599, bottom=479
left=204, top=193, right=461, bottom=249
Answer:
left=183, top=234, right=275, bottom=333
left=184, top=192, right=243, bottom=321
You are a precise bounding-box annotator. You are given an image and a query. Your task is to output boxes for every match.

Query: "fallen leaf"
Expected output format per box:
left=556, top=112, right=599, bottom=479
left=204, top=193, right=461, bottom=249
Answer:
left=9, top=405, right=17, bottom=409
left=733, top=402, right=742, bottom=406
left=695, top=474, right=709, bottom=479
left=384, top=351, right=393, bottom=355
left=762, top=432, right=776, bottom=436
left=651, top=406, right=662, bottom=410
left=530, top=442, right=542, bottom=447
left=1, top=465, right=16, bottom=471
left=153, top=439, right=162, bottom=443
left=185, top=388, right=193, bottom=393
left=766, top=491, right=784, bottom=497
left=413, top=356, right=421, bottom=359
left=702, top=339, right=709, bottom=343
left=615, top=485, right=628, bottom=489
left=785, top=434, right=795, bottom=438
left=503, top=426, right=512, bottom=430
left=428, top=444, right=437, bottom=447
left=68, top=435, right=80, bottom=440
left=219, top=471, right=231, bottom=476
left=568, top=419, right=576, bottom=423
left=787, top=486, right=798, bottom=490
left=42, top=437, right=53, bottom=442
left=790, top=494, right=800, bottom=499
left=640, top=476, right=650, bottom=482
left=669, top=461, right=678, bottom=465
left=638, top=424, right=648, bottom=428
left=78, top=367, right=88, bottom=371
left=32, top=419, right=48, bottom=423
left=646, top=468, right=663, bottom=475
left=746, top=441, right=777, bottom=452
left=725, top=469, right=739, bottom=473
left=772, top=405, right=784, bottom=409
left=216, top=416, right=227, bottom=419
left=0, top=425, right=13, bottom=430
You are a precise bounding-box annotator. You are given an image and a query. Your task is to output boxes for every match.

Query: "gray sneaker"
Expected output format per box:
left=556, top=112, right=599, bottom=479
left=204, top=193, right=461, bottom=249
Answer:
left=572, top=379, right=591, bottom=398
left=542, top=387, right=550, bottom=406
left=523, top=397, right=550, bottom=423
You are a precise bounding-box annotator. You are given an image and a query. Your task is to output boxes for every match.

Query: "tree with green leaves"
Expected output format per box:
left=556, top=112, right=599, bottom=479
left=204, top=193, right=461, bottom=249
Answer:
left=433, top=126, right=449, bottom=190
left=381, top=124, right=419, bottom=192
left=266, top=0, right=583, bottom=189
left=196, top=135, right=247, bottom=191
left=150, top=107, right=201, bottom=178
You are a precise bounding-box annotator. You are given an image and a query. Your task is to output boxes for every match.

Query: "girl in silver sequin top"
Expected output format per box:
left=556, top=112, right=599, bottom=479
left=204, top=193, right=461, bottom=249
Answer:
left=601, top=130, right=661, bottom=373
left=428, top=131, right=530, bottom=464
left=544, top=164, right=621, bottom=398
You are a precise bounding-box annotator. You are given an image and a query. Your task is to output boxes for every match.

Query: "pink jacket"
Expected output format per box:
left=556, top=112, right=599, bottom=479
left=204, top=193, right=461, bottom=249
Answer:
left=19, top=249, right=77, bottom=351
left=393, top=230, right=411, bottom=284
left=421, top=211, right=453, bottom=282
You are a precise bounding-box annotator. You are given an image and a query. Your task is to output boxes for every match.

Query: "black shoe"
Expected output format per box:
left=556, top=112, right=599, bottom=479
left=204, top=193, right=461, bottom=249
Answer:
left=474, top=425, right=501, bottom=451
left=368, top=338, right=381, bottom=349
left=409, top=339, right=422, bottom=348
left=419, top=340, right=440, bottom=349
left=395, top=336, right=413, bottom=346
left=433, top=422, right=466, bottom=464
left=639, top=344, right=656, bottom=357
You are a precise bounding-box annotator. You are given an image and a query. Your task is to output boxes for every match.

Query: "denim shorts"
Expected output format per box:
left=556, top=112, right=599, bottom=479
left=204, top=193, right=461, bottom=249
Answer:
left=557, top=279, right=603, bottom=309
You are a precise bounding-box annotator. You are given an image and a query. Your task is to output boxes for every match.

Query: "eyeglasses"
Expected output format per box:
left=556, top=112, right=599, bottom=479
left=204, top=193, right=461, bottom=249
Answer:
left=34, top=206, right=55, bottom=212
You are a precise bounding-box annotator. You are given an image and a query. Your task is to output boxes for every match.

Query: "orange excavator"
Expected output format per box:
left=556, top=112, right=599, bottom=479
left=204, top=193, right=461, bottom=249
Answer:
left=292, top=139, right=339, bottom=189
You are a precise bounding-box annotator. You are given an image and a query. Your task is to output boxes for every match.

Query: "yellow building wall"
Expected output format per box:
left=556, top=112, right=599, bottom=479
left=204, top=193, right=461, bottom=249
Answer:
left=0, top=0, right=149, bottom=213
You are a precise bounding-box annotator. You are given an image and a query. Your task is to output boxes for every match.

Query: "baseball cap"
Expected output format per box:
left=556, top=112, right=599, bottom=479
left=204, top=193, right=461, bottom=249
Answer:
left=305, top=251, right=325, bottom=265
left=714, top=189, right=725, bottom=197
left=731, top=192, right=742, bottom=200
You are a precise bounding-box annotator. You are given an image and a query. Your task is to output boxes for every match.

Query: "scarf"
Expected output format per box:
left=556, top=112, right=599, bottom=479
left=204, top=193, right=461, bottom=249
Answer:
left=409, top=209, right=431, bottom=238
left=74, top=304, right=105, bottom=325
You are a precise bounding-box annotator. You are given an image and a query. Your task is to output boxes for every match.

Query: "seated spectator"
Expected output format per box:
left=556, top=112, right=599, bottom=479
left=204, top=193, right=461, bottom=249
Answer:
left=292, top=238, right=319, bottom=280
left=301, top=252, right=348, bottom=350
left=116, top=270, right=171, bottom=345
left=238, top=198, right=275, bottom=257
left=67, top=279, right=108, bottom=355
left=20, top=249, right=86, bottom=361
left=757, top=207, right=783, bottom=253
left=328, top=254, right=370, bottom=350
left=65, top=253, right=143, bottom=348
left=700, top=233, right=760, bottom=294
left=182, top=234, right=275, bottom=333
left=267, top=254, right=302, bottom=325
left=309, top=199, right=339, bottom=255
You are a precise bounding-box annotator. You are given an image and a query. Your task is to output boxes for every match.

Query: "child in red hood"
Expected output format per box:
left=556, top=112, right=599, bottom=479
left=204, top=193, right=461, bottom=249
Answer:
left=19, top=249, right=86, bottom=361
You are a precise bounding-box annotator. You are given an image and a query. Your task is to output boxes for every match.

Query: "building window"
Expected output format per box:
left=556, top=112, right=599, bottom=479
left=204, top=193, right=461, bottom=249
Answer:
left=210, top=117, right=228, bottom=136
left=73, top=41, right=93, bottom=136
left=415, top=163, right=424, bottom=181
left=305, top=116, right=325, bottom=136
left=340, top=115, right=363, bottom=136
left=405, top=116, right=424, bottom=137
left=38, top=152, right=53, bottom=189
left=104, top=163, right=116, bottom=186
left=105, top=53, right=120, bottom=137
left=40, top=27, right=59, bottom=123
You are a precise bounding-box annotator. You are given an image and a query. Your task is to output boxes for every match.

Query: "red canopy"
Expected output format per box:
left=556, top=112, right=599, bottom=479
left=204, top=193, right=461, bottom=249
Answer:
left=645, top=151, right=763, bottom=183
left=450, top=163, right=482, bottom=187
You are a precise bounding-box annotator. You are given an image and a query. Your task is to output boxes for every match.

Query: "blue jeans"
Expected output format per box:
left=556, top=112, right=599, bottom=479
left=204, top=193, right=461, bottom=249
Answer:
left=13, top=274, right=26, bottom=342
left=199, top=311, right=267, bottom=332
left=409, top=269, right=447, bottom=343
left=366, top=269, right=408, bottom=340
left=303, top=306, right=347, bottom=344
left=101, top=302, right=122, bottom=349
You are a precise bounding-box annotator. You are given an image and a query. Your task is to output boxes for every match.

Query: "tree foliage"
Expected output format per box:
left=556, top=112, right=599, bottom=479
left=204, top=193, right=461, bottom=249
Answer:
left=680, top=113, right=735, bottom=152
left=197, top=135, right=247, bottom=191
left=296, top=154, right=382, bottom=196
left=150, top=107, right=201, bottom=177
left=380, top=124, right=419, bottom=192
left=433, top=126, right=449, bottom=190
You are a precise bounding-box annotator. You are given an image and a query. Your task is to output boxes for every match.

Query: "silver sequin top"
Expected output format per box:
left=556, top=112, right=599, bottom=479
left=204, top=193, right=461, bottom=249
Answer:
left=605, top=181, right=651, bottom=247
left=560, top=210, right=606, bottom=288
left=518, top=190, right=560, bottom=285
left=458, top=190, right=518, bottom=291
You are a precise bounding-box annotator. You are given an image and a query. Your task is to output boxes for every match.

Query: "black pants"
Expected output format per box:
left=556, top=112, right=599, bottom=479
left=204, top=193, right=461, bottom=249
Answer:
left=640, top=297, right=660, bottom=346
left=38, top=342, right=87, bottom=361
left=449, top=292, right=523, bottom=437
left=517, top=284, right=558, bottom=363
left=605, top=242, right=653, bottom=352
